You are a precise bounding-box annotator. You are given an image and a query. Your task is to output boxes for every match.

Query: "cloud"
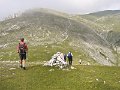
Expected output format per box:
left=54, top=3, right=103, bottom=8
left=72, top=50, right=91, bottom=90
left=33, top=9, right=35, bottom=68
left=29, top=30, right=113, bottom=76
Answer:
left=0, top=0, right=120, bottom=19
left=53, top=0, right=120, bottom=13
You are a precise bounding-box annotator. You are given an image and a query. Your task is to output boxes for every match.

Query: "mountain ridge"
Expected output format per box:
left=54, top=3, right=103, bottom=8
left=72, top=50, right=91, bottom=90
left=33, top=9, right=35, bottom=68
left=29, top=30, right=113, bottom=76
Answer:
left=85, top=10, right=120, bottom=17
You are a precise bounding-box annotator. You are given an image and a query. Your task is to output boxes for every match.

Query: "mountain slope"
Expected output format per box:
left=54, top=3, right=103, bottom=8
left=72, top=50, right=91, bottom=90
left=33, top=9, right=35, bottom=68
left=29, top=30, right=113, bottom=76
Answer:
left=0, top=9, right=119, bottom=66
left=73, top=10, right=120, bottom=46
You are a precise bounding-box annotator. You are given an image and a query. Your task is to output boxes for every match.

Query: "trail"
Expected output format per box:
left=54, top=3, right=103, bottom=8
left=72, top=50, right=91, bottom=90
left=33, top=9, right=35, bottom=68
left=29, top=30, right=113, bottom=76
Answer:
left=0, top=60, right=44, bottom=68
left=62, top=17, right=72, bottom=42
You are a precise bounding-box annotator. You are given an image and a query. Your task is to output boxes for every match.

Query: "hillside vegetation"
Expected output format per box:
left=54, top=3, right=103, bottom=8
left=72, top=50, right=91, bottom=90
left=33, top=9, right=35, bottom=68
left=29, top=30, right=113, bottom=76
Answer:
left=1, top=8, right=120, bottom=90
left=1, top=63, right=120, bottom=90
left=0, top=9, right=120, bottom=66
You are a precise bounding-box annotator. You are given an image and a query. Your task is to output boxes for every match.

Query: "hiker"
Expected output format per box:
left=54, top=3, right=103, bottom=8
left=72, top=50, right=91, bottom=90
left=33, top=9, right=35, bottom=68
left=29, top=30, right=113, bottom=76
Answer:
left=17, top=38, right=28, bottom=70
left=67, top=51, right=73, bottom=65
left=79, top=59, right=82, bottom=64
left=64, top=54, right=67, bottom=62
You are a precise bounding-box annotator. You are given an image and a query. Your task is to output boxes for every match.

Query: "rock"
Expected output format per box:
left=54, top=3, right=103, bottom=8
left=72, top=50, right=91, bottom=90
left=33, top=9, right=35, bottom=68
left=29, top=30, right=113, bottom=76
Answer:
left=49, top=69, right=54, bottom=72
left=71, top=66, right=76, bottom=70
left=9, top=68, right=16, bottom=70
left=44, top=52, right=67, bottom=69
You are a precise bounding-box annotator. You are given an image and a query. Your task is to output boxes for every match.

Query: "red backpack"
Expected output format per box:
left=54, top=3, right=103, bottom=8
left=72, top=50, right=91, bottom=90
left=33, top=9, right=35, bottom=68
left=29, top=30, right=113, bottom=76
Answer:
left=19, top=43, right=26, bottom=54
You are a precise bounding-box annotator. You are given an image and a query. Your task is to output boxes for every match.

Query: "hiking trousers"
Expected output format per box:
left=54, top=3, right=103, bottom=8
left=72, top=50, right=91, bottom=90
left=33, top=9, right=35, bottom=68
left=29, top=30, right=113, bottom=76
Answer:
left=68, top=58, right=72, bottom=65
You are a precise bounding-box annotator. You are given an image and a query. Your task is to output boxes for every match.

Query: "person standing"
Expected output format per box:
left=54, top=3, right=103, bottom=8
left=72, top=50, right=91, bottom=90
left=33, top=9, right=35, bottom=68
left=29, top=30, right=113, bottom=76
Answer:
left=17, top=38, right=28, bottom=70
left=64, top=54, right=67, bottom=62
left=67, top=51, right=73, bottom=65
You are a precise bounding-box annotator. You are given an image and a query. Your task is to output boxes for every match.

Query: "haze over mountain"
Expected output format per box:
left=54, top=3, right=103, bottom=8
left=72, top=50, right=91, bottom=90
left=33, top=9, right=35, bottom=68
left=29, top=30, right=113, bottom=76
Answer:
left=1, top=0, right=120, bottom=20
left=0, top=8, right=120, bottom=66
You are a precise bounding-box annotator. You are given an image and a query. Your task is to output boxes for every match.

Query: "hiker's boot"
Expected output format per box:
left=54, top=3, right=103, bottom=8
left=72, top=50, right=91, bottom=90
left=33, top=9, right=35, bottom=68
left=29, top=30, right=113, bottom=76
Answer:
left=23, top=67, right=26, bottom=70
left=20, top=65, right=23, bottom=68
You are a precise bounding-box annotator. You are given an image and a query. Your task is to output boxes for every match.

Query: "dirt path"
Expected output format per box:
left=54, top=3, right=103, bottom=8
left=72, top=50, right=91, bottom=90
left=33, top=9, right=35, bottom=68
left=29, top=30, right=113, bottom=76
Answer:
left=0, top=60, right=45, bottom=69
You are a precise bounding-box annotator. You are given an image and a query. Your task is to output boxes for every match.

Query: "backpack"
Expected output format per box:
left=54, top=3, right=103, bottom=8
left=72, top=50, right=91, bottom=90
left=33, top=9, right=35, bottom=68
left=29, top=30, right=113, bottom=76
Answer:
left=19, top=43, right=26, bottom=54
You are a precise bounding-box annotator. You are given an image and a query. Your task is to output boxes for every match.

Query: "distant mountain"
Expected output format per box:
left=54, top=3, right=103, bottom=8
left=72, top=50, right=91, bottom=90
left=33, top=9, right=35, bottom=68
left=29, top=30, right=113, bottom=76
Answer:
left=86, top=10, right=120, bottom=17
left=73, top=10, right=120, bottom=46
left=79, top=10, right=120, bottom=22
left=0, top=8, right=119, bottom=66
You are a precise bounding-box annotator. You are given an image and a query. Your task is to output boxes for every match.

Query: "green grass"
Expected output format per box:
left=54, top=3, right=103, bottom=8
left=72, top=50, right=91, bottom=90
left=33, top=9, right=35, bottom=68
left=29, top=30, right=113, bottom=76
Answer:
left=0, top=40, right=96, bottom=65
left=1, top=65, right=120, bottom=90
left=0, top=41, right=119, bottom=90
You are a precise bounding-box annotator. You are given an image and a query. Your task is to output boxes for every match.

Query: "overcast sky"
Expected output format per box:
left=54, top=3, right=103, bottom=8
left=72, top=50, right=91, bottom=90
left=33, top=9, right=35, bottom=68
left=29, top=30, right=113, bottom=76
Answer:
left=0, top=0, right=120, bottom=20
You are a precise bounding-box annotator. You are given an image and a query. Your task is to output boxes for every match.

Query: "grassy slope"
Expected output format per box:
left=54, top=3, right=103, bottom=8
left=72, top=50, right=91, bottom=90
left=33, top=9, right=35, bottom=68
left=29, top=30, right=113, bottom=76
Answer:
left=73, top=10, right=120, bottom=47
left=95, top=14, right=120, bottom=32
left=0, top=40, right=96, bottom=65
left=1, top=65, right=120, bottom=90
left=0, top=9, right=99, bottom=65
left=73, top=10, right=119, bottom=31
